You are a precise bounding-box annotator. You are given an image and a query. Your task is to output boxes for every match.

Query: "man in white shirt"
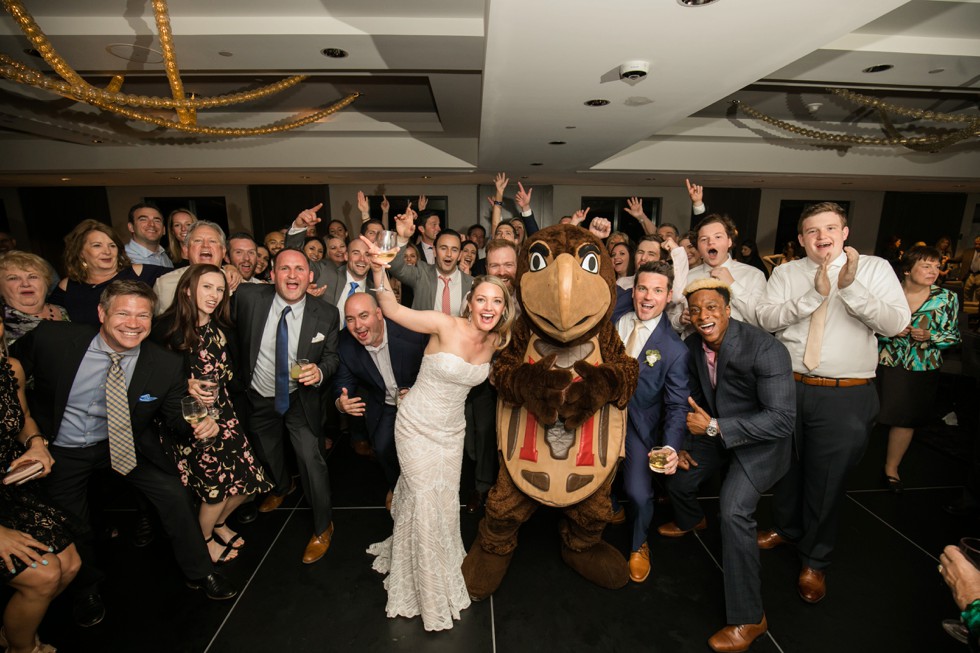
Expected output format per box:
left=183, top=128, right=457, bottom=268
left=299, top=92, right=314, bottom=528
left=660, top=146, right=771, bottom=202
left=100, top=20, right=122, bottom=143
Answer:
left=755, top=202, right=909, bottom=604
left=124, top=202, right=173, bottom=268
left=684, top=214, right=766, bottom=328
left=153, top=221, right=242, bottom=314
left=416, top=213, right=441, bottom=265
left=390, top=209, right=472, bottom=314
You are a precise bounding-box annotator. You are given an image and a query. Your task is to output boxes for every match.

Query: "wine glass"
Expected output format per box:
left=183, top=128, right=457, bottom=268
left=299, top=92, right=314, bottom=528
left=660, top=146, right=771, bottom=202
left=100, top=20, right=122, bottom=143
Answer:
left=181, top=396, right=213, bottom=449
left=198, top=372, right=221, bottom=420
left=375, top=230, right=399, bottom=263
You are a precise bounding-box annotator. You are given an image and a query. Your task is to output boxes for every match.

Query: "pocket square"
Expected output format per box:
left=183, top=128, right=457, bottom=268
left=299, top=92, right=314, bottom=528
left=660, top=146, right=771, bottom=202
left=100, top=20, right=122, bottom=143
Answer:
left=138, top=394, right=158, bottom=403
left=311, top=332, right=325, bottom=343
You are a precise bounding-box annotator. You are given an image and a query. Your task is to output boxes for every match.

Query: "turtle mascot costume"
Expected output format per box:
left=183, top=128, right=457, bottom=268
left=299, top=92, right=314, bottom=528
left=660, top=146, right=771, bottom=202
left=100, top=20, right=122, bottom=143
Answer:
left=462, top=224, right=639, bottom=598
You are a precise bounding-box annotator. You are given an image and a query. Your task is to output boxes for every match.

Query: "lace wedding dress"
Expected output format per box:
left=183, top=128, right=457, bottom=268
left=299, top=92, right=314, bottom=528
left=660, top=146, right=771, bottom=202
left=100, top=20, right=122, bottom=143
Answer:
left=367, top=351, right=489, bottom=631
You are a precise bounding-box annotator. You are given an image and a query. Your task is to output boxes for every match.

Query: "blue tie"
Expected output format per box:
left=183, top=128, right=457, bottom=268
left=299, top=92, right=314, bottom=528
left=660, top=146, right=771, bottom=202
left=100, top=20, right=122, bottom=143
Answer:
left=348, top=281, right=359, bottom=297
left=275, top=306, right=292, bottom=415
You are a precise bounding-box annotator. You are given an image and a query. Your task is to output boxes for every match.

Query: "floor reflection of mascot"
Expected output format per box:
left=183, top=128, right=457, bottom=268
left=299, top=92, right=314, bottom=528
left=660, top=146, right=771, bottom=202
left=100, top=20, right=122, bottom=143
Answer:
left=462, top=224, right=639, bottom=598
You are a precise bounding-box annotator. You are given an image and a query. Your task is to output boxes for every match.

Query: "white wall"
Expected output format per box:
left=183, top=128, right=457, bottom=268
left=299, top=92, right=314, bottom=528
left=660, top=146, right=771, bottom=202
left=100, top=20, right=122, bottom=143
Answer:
left=327, top=184, right=479, bottom=235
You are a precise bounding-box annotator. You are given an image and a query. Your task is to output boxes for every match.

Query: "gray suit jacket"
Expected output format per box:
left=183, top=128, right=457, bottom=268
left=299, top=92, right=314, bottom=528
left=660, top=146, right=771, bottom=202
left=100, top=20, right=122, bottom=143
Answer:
left=388, top=244, right=473, bottom=312
left=685, top=318, right=795, bottom=493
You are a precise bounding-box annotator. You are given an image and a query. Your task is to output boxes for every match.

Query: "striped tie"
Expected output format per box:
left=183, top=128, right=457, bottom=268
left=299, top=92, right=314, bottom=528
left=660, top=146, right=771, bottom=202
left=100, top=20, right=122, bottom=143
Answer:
left=106, top=352, right=137, bottom=475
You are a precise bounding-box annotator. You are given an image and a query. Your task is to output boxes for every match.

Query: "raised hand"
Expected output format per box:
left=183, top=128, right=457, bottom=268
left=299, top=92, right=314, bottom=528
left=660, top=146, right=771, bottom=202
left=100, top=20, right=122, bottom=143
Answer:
left=686, top=396, right=712, bottom=435
left=358, top=234, right=399, bottom=270
left=306, top=284, right=327, bottom=298
left=356, top=191, right=370, bottom=215
left=589, top=216, right=611, bottom=240
left=337, top=387, right=366, bottom=416
left=393, top=210, right=416, bottom=240
left=494, top=172, right=509, bottom=197
left=293, top=202, right=323, bottom=229
left=624, top=197, right=647, bottom=221
left=662, top=237, right=679, bottom=252
left=515, top=182, right=533, bottom=212
left=709, top=266, right=735, bottom=286
left=685, top=178, right=704, bottom=205
left=380, top=195, right=390, bottom=214
left=815, top=252, right=832, bottom=296
left=838, top=246, right=859, bottom=289
left=571, top=207, right=590, bottom=226
left=417, top=194, right=428, bottom=212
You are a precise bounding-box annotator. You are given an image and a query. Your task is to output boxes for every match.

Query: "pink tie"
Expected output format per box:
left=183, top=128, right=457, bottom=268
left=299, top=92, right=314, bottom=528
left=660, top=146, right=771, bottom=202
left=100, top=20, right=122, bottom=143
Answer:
left=439, top=276, right=451, bottom=315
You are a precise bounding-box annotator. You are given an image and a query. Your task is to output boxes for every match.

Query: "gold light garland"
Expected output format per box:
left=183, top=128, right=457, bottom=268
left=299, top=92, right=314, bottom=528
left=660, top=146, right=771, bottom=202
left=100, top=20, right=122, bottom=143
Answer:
left=0, top=0, right=359, bottom=137
left=734, top=88, right=979, bottom=152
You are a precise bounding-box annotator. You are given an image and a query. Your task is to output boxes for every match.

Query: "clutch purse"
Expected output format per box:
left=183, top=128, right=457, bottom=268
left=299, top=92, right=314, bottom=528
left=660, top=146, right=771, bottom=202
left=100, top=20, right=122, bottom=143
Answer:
left=2, top=459, right=44, bottom=486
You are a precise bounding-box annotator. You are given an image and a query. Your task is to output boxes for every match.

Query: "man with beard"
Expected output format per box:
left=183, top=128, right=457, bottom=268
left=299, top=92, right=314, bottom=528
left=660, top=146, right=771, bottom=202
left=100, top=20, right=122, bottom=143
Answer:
left=227, top=232, right=260, bottom=283
left=683, top=214, right=766, bottom=328
left=153, top=220, right=243, bottom=314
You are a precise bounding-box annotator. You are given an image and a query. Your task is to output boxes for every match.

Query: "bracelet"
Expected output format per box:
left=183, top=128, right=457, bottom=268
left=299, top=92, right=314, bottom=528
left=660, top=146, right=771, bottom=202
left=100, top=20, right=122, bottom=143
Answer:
left=493, top=200, right=503, bottom=206
left=962, top=599, right=980, bottom=637
left=24, top=434, right=48, bottom=448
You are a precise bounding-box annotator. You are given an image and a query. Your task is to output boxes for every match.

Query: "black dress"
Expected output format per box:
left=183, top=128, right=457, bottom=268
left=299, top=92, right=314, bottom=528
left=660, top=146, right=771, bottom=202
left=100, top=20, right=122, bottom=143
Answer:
left=173, top=322, right=273, bottom=503
left=0, top=358, right=75, bottom=579
left=49, top=265, right=169, bottom=326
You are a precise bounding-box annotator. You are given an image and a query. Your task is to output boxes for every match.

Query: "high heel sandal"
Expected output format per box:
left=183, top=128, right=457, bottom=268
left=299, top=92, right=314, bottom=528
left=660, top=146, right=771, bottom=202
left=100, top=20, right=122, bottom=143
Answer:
left=0, top=628, right=57, bottom=653
left=212, top=522, right=245, bottom=550
left=205, top=536, right=238, bottom=565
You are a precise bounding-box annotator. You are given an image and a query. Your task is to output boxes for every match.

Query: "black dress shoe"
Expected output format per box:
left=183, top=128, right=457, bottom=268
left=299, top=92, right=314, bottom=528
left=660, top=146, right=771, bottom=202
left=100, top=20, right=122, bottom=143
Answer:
left=132, top=514, right=155, bottom=548
left=186, top=572, right=238, bottom=600
left=945, top=493, right=979, bottom=517
left=73, top=592, right=106, bottom=628
left=466, top=490, right=485, bottom=514
left=235, top=502, right=258, bottom=525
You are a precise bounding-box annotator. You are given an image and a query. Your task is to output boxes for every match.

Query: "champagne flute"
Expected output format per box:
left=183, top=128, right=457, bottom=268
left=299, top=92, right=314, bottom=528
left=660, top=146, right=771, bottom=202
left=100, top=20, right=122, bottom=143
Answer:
left=181, top=396, right=213, bottom=449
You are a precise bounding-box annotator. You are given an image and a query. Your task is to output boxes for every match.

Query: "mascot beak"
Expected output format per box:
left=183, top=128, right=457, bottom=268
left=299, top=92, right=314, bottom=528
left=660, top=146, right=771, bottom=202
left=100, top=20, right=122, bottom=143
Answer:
left=522, top=252, right=609, bottom=343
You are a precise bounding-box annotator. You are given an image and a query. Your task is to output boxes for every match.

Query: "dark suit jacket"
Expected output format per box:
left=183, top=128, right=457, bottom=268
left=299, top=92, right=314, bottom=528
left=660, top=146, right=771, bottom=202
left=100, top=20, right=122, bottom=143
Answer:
left=621, top=316, right=689, bottom=451
left=333, top=319, right=427, bottom=438
left=11, top=322, right=191, bottom=473
left=232, top=284, right=340, bottom=429
left=684, top=318, right=795, bottom=492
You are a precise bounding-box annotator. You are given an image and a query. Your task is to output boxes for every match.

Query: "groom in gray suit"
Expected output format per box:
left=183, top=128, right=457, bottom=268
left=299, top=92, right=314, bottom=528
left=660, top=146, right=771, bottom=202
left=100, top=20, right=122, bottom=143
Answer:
left=664, top=278, right=795, bottom=652
left=389, top=209, right=473, bottom=313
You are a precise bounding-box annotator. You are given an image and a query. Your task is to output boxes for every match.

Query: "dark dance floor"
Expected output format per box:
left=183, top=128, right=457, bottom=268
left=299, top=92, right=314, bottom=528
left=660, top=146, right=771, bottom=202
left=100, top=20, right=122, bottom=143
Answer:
left=30, top=416, right=978, bottom=653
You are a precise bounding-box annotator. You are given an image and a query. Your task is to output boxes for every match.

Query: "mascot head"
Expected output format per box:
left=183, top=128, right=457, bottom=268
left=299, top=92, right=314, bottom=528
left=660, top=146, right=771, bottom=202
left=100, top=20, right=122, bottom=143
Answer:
left=516, top=224, right=616, bottom=346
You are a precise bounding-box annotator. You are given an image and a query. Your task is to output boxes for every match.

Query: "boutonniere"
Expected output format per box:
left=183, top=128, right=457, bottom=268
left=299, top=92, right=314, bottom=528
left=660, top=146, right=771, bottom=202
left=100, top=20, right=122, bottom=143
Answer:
left=644, top=349, right=661, bottom=367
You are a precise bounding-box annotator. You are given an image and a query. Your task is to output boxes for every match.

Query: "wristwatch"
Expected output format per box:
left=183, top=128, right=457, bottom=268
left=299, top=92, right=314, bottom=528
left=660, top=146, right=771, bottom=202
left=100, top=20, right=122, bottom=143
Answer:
left=705, top=418, right=719, bottom=437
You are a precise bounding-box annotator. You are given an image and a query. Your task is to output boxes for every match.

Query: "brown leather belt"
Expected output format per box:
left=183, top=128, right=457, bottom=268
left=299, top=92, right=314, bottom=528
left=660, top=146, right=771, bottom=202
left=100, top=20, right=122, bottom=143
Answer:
left=793, top=372, right=872, bottom=388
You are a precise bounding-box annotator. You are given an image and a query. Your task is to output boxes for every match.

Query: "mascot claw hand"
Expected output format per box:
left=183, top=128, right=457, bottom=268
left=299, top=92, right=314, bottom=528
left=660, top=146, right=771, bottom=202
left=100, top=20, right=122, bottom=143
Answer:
left=514, top=353, right=573, bottom=426
left=562, top=362, right=619, bottom=430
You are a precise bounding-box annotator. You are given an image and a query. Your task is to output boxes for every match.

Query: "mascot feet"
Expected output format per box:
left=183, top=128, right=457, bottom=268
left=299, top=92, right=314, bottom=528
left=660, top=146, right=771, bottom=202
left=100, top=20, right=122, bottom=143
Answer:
left=560, top=540, right=629, bottom=589
left=462, top=533, right=514, bottom=601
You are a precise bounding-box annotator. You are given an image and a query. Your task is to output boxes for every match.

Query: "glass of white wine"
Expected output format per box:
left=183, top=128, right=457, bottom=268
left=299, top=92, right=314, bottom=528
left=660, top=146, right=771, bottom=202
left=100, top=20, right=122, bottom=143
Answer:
left=375, top=230, right=399, bottom=265
left=198, top=372, right=220, bottom=420
left=181, top=396, right=213, bottom=449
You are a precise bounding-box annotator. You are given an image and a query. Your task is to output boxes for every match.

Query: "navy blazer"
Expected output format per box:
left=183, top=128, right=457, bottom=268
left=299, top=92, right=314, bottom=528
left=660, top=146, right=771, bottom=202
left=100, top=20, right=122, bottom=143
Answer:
left=619, top=315, right=690, bottom=452
left=684, top=319, right=796, bottom=492
left=232, top=284, right=340, bottom=429
left=11, top=322, right=191, bottom=474
left=333, top=319, right=427, bottom=438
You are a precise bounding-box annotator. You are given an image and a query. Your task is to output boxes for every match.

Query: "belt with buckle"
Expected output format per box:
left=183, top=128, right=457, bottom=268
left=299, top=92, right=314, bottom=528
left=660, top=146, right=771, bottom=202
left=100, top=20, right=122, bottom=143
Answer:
left=793, top=372, right=872, bottom=388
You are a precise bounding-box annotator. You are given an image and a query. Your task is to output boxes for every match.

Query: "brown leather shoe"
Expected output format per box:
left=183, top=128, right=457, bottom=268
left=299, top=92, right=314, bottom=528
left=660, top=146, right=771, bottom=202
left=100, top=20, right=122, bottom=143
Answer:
left=708, top=615, right=768, bottom=652
left=258, top=481, right=296, bottom=513
left=302, top=523, right=335, bottom=564
left=628, top=542, right=651, bottom=583
left=352, top=439, right=375, bottom=458
left=609, top=506, right=626, bottom=525
left=657, top=517, right=707, bottom=538
left=798, top=566, right=826, bottom=603
left=756, top=529, right=789, bottom=550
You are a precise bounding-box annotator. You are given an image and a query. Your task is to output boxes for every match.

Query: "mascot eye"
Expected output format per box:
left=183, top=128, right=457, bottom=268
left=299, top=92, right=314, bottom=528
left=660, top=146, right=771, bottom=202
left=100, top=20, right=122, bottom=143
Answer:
left=581, top=252, right=599, bottom=274
left=529, top=252, right=548, bottom=272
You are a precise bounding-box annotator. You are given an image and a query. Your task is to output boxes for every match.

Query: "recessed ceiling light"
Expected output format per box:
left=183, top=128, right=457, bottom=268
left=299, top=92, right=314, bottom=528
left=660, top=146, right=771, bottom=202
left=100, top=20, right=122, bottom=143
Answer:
left=549, top=141, right=566, bottom=145
left=170, top=176, right=182, bottom=180
left=321, top=48, right=349, bottom=58
left=677, top=0, right=721, bottom=5
left=422, top=175, right=431, bottom=179
left=91, top=139, right=102, bottom=144
left=299, top=175, right=311, bottom=180
left=645, top=178, right=656, bottom=181
left=862, top=64, right=893, bottom=74
left=530, top=162, right=543, bottom=166
left=806, top=102, right=823, bottom=112
left=929, top=68, right=945, bottom=74
left=60, top=177, right=71, bottom=181
left=565, top=126, right=576, bottom=130
left=584, top=99, right=610, bottom=107
left=218, top=51, right=234, bottom=57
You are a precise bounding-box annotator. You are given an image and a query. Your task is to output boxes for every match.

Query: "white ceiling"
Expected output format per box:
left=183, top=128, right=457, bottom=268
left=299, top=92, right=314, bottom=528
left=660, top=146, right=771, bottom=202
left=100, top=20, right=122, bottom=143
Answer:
left=0, top=0, right=977, bottom=191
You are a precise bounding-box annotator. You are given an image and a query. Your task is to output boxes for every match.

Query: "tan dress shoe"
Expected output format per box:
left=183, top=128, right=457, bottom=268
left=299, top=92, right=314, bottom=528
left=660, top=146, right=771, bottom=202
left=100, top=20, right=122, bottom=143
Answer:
left=798, top=566, right=826, bottom=603
left=258, top=481, right=296, bottom=513
left=628, top=542, right=651, bottom=582
left=708, top=615, right=768, bottom=652
left=657, top=517, right=707, bottom=538
left=756, top=529, right=788, bottom=550
left=302, top=522, right=335, bottom=564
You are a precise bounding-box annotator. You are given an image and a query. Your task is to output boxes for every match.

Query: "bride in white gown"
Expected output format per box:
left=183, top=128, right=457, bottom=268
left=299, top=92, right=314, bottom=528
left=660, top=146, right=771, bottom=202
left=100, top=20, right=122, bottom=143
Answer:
left=362, top=238, right=515, bottom=632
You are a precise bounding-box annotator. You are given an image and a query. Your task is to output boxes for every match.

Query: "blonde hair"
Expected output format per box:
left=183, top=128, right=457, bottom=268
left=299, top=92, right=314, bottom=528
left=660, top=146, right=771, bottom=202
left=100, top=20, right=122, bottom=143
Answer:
left=462, top=275, right=515, bottom=350
left=0, top=251, right=52, bottom=288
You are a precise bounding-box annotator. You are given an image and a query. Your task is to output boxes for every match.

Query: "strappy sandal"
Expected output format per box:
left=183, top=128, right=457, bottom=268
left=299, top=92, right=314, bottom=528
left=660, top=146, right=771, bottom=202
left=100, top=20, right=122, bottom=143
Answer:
left=0, top=629, right=57, bottom=653
left=212, top=522, right=245, bottom=550
left=205, top=536, right=239, bottom=565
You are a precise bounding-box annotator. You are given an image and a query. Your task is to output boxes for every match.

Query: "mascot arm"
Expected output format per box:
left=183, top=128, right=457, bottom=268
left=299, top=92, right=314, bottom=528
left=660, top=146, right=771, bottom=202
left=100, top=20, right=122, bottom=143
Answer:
left=562, top=323, right=639, bottom=430
left=491, top=320, right=572, bottom=425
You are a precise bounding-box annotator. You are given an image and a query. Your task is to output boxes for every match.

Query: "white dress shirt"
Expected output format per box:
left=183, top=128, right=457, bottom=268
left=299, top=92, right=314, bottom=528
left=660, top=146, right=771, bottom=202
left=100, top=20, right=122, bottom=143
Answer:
left=435, top=268, right=463, bottom=316
left=686, top=256, right=766, bottom=326
left=364, top=324, right=399, bottom=405
left=252, top=295, right=307, bottom=397
left=756, top=253, right=910, bottom=378
left=616, top=311, right=663, bottom=359
left=336, top=271, right=367, bottom=321
left=419, top=240, right=435, bottom=265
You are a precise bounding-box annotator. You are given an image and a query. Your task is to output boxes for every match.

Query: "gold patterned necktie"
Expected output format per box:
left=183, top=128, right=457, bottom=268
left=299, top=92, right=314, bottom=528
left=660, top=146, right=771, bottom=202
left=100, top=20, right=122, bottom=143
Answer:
left=624, top=318, right=646, bottom=359
left=803, top=300, right=828, bottom=371
left=106, top=352, right=137, bottom=475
